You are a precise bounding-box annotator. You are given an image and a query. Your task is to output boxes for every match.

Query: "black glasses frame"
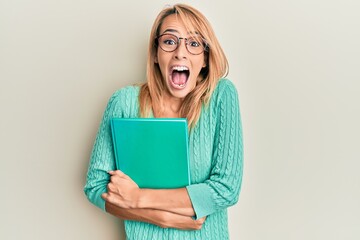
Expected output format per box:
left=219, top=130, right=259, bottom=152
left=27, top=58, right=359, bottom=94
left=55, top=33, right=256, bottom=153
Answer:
left=156, top=33, right=209, bottom=55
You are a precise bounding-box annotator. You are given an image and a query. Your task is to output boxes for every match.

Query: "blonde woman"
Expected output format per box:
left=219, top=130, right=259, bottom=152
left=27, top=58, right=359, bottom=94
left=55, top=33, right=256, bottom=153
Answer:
left=84, top=4, right=243, bottom=240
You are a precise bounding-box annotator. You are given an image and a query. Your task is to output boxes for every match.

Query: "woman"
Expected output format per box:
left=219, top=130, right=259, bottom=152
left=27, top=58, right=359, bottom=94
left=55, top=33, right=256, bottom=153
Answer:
left=84, top=4, right=243, bottom=240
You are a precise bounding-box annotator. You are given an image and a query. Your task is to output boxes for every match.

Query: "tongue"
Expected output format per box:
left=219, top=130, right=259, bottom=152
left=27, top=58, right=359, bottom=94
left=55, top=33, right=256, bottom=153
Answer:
left=172, top=71, right=187, bottom=85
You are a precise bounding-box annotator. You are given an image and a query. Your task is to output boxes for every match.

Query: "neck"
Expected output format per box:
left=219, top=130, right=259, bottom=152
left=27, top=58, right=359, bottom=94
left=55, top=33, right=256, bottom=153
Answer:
left=165, top=94, right=183, bottom=112
left=153, top=93, right=184, bottom=118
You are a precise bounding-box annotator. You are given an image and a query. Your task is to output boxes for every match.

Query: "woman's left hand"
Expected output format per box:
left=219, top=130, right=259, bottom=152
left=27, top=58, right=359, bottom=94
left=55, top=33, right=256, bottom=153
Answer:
left=101, top=170, right=141, bottom=209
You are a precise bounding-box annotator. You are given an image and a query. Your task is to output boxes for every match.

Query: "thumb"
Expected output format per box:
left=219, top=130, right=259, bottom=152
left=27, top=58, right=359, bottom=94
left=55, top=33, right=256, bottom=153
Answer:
left=101, top=192, right=109, bottom=200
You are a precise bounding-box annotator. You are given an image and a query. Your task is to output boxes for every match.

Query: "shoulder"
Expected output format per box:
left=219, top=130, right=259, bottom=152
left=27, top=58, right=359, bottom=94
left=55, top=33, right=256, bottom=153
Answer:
left=104, top=85, right=140, bottom=116
left=107, top=85, right=140, bottom=105
left=111, top=85, right=140, bottom=100
left=207, top=79, right=241, bottom=127
left=211, top=78, right=239, bottom=104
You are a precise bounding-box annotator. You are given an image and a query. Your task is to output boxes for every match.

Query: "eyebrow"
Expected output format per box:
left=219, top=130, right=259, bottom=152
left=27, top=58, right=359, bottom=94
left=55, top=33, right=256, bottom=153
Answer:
left=162, top=29, right=179, bottom=34
left=161, top=28, right=200, bottom=36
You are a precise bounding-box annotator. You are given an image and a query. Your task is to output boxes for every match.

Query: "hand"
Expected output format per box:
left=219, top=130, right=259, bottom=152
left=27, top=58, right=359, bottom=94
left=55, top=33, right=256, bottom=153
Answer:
left=193, top=216, right=207, bottom=230
left=102, top=170, right=140, bottom=209
left=162, top=212, right=207, bottom=230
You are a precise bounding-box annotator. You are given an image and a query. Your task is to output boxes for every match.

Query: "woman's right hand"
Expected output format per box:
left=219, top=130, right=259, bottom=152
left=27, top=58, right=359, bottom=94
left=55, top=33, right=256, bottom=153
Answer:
left=102, top=170, right=141, bottom=209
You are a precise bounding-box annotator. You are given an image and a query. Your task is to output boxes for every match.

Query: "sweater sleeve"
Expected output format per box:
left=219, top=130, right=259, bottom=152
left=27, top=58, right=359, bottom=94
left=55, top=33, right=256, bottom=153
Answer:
left=186, top=81, right=244, bottom=219
left=83, top=90, right=126, bottom=211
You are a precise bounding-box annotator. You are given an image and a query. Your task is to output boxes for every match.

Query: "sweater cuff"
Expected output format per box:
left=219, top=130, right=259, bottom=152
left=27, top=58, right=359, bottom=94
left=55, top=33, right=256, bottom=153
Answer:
left=85, top=186, right=107, bottom=212
left=186, top=183, right=217, bottom=219
left=96, top=191, right=106, bottom=211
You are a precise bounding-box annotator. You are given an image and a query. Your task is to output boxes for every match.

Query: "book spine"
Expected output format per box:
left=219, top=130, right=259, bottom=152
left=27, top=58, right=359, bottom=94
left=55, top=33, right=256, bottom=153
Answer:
left=110, top=119, right=119, bottom=170
left=184, top=120, right=191, bottom=186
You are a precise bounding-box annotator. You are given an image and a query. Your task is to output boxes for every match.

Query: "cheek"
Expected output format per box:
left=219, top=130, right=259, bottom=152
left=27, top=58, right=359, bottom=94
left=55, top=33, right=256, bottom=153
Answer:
left=157, top=52, right=170, bottom=75
left=193, top=57, right=206, bottom=76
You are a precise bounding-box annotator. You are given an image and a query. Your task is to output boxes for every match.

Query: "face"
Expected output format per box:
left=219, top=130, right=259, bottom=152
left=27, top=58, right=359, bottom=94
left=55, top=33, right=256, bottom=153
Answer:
left=156, top=14, right=206, bottom=100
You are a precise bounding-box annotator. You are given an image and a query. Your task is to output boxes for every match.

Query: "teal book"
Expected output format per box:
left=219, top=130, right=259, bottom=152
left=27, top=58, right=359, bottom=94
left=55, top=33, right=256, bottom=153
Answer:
left=110, top=118, right=190, bottom=189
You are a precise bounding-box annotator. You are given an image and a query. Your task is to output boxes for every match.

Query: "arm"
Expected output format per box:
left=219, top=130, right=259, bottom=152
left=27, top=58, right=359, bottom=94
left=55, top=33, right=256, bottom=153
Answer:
left=185, top=80, right=244, bottom=219
left=102, top=80, right=244, bottom=219
left=134, top=81, right=243, bottom=219
left=84, top=91, right=120, bottom=211
left=105, top=202, right=205, bottom=230
left=102, top=170, right=195, bottom=216
left=84, top=87, right=139, bottom=210
left=84, top=88, right=203, bottom=228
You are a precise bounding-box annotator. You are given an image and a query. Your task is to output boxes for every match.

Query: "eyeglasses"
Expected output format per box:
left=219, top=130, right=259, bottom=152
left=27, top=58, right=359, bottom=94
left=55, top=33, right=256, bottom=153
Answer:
left=156, top=33, right=208, bottom=55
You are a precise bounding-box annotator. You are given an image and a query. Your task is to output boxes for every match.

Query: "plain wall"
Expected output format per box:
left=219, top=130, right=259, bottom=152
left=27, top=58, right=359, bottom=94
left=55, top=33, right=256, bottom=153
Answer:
left=1, top=0, right=359, bottom=239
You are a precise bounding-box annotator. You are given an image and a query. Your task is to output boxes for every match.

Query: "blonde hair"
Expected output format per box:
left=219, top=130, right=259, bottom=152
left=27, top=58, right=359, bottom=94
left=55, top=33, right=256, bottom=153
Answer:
left=139, top=4, right=228, bottom=128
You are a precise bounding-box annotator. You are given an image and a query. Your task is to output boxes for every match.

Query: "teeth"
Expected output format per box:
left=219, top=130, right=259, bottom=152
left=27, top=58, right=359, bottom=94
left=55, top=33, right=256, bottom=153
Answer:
left=171, top=66, right=188, bottom=88
left=172, top=66, right=189, bottom=71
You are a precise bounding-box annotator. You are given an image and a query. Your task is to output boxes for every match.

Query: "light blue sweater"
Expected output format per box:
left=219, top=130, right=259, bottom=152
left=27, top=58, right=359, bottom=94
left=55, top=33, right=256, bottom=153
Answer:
left=84, top=79, right=244, bottom=240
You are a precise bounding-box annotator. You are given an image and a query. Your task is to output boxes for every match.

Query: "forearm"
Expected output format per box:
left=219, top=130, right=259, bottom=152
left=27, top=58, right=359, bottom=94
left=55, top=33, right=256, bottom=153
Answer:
left=137, top=188, right=195, bottom=217
left=105, top=201, right=203, bottom=230
left=103, top=171, right=195, bottom=217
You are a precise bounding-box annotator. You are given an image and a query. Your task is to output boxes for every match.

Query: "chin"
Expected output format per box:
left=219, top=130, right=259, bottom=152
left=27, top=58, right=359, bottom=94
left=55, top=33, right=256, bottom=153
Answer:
left=166, top=78, right=196, bottom=99
left=167, top=88, right=191, bottom=99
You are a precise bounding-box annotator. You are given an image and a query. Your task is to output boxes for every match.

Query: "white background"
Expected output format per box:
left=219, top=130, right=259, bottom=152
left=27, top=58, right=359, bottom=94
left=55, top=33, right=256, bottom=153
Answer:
left=1, top=0, right=359, bottom=239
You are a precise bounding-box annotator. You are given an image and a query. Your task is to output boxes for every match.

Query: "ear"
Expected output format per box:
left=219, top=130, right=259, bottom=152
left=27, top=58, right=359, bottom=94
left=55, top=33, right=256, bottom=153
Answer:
left=203, top=61, right=207, bottom=68
left=154, top=55, right=158, bottom=63
left=203, top=54, right=208, bottom=68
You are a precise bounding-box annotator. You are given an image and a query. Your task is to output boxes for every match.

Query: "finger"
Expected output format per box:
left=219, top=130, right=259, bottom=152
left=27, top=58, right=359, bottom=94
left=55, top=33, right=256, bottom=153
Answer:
left=110, top=174, right=125, bottom=185
left=107, top=182, right=119, bottom=193
left=101, top=193, right=109, bottom=200
left=109, top=171, right=130, bottom=182
left=107, top=183, right=113, bottom=192
left=102, top=193, right=123, bottom=207
left=108, top=170, right=125, bottom=176
left=102, top=192, right=117, bottom=203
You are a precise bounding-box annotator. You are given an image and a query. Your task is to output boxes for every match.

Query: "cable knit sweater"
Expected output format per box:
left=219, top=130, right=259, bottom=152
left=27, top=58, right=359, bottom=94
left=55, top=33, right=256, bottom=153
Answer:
left=84, top=78, right=244, bottom=240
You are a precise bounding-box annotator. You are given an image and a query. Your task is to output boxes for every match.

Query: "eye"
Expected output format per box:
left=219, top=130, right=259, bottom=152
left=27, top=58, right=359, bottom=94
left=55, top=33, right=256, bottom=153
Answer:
left=161, top=35, right=178, bottom=45
left=163, top=39, right=176, bottom=45
left=188, top=39, right=201, bottom=47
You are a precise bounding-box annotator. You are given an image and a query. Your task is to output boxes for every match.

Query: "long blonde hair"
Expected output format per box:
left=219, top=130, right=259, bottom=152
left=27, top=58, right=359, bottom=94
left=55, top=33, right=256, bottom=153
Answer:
left=139, top=4, right=228, bottom=128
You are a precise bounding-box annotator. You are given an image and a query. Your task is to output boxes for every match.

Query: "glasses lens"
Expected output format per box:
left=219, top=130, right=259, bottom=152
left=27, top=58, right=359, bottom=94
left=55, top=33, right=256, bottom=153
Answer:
left=186, top=36, right=205, bottom=55
left=158, top=34, right=178, bottom=52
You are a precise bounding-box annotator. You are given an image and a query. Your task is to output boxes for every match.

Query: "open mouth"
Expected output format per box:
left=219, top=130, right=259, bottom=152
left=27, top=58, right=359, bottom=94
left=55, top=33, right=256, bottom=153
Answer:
left=170, top=66, right=190, bottom=89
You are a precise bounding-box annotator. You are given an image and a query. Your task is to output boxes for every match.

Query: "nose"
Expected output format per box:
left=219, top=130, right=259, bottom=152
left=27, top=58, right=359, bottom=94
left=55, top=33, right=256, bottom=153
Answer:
left=174, top=38, right=188, bottom=59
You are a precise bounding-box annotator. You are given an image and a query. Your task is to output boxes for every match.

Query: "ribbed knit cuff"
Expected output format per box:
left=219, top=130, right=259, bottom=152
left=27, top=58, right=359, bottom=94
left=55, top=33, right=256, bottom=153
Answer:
left=92, top=187, right=107, bottom=211
left=186, top=183, right=217, bottom=219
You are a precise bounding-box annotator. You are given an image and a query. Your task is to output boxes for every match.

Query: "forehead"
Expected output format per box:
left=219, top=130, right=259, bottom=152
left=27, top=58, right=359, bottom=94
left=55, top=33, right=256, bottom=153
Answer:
left=159, top=14, right=195, bottom=35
